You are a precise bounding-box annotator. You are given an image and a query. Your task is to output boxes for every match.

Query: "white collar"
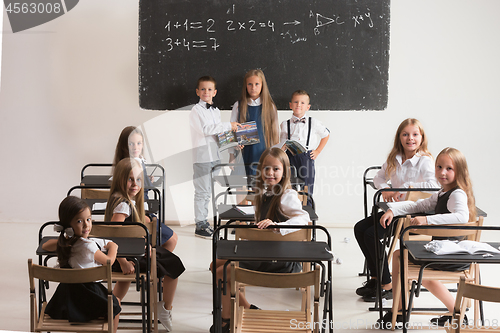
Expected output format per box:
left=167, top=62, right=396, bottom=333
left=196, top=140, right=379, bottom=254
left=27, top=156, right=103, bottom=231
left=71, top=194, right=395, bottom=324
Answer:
left=396, top=153, right=421, bottom=166
left=248, top=97, right=261, bottom=106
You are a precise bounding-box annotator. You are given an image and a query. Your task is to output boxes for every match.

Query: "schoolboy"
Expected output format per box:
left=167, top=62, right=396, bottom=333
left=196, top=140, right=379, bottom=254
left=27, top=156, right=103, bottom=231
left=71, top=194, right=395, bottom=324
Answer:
left=279, top=90, right=330, bottom=205
left=189, top=76, right=239, bottom=238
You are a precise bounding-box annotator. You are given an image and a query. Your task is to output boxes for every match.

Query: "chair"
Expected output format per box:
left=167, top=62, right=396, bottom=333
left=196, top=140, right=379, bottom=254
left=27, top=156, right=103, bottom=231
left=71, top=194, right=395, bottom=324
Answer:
left=90, top=222, right=157, bottom=333
left=390, top=216, right=484, bottom=330
left=386, top=190, right=434, bottom=266
left=29, top=259, right=114, bottom=333
left=445, top=276, right=500, bottom=333
left=234, top=226, right=313, bottom=315
left=230, top=263, right=321, bottom=333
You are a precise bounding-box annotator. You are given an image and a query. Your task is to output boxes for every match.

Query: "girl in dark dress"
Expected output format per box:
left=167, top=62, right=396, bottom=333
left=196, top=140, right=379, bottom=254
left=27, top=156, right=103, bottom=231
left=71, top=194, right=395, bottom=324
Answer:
left=43, top=196, right=121, bottom=332
left=229, top=69, right=279, bottom=176
left=210, top=148, right=309, bottom=333
left=104, top=158, right=185, bottom=332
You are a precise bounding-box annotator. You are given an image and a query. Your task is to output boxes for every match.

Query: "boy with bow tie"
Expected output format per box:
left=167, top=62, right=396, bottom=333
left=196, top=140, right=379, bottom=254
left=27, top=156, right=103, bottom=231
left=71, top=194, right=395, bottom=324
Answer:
left=279, top=90, right=330, bottom=205
left=190, top=76, right=240, bottom=238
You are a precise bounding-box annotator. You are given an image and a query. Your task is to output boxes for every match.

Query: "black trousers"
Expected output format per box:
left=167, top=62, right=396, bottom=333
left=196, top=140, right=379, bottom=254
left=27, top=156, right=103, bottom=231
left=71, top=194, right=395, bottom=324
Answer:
left=354, top=211, right=392, bottom=285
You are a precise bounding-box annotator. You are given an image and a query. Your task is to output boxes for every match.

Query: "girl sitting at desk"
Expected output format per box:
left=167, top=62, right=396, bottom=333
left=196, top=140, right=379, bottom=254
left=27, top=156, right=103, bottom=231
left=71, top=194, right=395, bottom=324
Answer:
left=104, top=158, right=185, bottom=332
left=113, top=125, right=178, bottom=252
left=378, top=147, right=476, bottom=328
left=354, top=118, right=438, bottom=302
left=42, top=196, right=121, bottom=332
left=210, top=147, right=310, bottom=333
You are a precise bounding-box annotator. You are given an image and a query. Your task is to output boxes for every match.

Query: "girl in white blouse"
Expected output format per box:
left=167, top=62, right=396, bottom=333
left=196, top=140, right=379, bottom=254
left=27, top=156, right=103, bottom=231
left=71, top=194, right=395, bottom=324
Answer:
left=378, top=147, right=476, bottom=328
left=354, top=118, right=439, bottom=302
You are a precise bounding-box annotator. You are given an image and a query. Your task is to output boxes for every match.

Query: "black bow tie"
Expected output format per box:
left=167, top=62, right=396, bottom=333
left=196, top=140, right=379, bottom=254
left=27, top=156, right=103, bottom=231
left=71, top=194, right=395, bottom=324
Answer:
left=293, top=117, right=306, bottom=124
left=206, top=103, right=216, bottom=109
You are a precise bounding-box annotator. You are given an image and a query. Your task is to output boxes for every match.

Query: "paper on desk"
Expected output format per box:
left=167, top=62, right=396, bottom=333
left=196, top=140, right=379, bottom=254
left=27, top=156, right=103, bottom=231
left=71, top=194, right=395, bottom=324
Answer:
left=93, top=202, right=107, bottom=211
left=386, top=200, right=425, bottom=209
left=424, top=240, right=500, bottom=255
left=235, top=206, right=255, bottom=215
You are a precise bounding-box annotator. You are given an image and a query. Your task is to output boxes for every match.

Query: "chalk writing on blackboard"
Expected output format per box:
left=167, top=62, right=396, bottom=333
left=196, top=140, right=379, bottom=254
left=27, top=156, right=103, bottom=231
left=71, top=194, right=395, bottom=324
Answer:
left=139, top=0, right=390, bottom=111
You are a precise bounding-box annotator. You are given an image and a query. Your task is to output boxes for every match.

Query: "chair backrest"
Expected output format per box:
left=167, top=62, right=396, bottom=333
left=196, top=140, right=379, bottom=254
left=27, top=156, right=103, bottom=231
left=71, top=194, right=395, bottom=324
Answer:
left=90, top=221, right=155, bottom=246
left=404, top=190, right=433, bottom=201
left=449, top=276, right=500, bottom=333
left=28, top=259, right=113, bottom=332
left=81, top=188, right=111, bottom=200
left=402, top=216, right=484, bottom=241
left=235, top=225, right=311, bottom=242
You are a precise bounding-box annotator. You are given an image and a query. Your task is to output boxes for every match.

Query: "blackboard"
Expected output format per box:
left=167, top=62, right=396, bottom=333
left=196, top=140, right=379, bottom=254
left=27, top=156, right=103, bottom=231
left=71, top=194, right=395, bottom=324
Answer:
left=139, top=0, right=390, bottom=111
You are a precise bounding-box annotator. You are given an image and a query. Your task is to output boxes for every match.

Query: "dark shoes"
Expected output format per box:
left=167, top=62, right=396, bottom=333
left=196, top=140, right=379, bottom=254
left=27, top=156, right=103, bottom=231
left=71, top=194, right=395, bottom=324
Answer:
left=377, top=311, right=403, bottom=330
left=430, top=314, right=468, bottom=327
left=362, top=288, right=393, bottom=302
left=209, top=318, right=230, bottom=333
left=195, top=222, right=214, bottom=239
left=249, top=304, right=260, bottom=310
left=356, top=279, right=377, bottom=296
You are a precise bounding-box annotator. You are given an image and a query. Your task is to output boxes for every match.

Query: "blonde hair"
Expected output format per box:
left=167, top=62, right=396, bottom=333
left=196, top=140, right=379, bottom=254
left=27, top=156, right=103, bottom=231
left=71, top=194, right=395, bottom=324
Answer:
left=105, top=158, right=145, bottom=223
left=238, top=69, right=279, bottom=148
left=113, top=126, right=144, bottom=166
left=385, top=118, right=431, bottom=178
left=254, top=148, right=292, bottom=222
left=436, top=147, right=476, bottom=222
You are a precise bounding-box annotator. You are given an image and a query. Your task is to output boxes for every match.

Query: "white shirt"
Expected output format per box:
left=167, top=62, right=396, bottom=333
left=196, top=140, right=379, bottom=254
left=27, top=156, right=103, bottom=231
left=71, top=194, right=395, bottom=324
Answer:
left=190, top=99, right=232, bottom=163
left=279, top=116, right=329, bottom=150
left=69, top=237, right=111, bottom=269
left=272, top=189, right=310, bottom=236
left=388, top=188, right=469, bottom=225
left=373, top=154, right=439, bottom=196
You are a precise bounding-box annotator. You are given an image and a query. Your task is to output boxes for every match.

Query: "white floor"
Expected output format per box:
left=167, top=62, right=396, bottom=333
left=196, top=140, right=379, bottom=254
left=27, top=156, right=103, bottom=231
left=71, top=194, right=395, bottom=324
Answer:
left=1, top=222, right=499, bottom=332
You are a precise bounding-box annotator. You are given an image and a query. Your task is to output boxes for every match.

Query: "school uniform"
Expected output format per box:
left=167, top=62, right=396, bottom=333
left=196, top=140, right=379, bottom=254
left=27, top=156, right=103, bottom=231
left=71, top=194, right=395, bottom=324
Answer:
left=354, top=153, right=439, bottom=285
left=45, top=238, right=122, bottom=322
left=389, top=187, right=470, bottom=271
left=111, top=201, right=185, bottom=279
left=279, top=115, right=329, bottom=205
left=238, top=188, right=309, bottom=273
left=190, top=99, right=232, bottom=225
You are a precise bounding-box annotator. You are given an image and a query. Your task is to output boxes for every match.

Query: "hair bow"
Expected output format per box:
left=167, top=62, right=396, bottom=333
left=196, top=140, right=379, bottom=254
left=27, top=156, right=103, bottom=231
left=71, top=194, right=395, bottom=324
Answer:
left=53, top=224, right=75, bottom=238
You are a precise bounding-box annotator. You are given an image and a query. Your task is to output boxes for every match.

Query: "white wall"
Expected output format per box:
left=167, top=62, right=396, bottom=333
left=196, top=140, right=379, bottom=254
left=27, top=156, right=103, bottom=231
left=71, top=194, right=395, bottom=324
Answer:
left=1, top=0, right=499, bottom=226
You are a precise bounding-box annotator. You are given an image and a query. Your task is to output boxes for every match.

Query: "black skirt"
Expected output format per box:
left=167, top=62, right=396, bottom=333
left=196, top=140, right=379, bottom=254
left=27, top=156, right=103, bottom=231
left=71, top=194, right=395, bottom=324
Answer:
left=113, top=247, right=185, bottom=280
left=45, top=282, right=121, bottom=322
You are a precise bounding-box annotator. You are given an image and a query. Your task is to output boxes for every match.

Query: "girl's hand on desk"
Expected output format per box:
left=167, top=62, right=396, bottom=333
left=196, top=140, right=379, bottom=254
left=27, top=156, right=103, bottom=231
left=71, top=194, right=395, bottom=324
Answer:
left=119, top=259, right=135, bottom=275
left=104, top=242, right=118, bottom=252
left=256, top=219, right=276, bottom=230
left=380, top=210, right=394, bottom=229
left=382, top=191, right=402, bottom=202
left=410, top=216, right=427, bottom=226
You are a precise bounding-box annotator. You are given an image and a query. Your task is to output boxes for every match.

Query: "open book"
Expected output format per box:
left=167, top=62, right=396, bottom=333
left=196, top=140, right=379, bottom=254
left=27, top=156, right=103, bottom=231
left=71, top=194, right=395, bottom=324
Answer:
left=274, top=139, right=307, bottom=156
left=217, top=121, right=260, bottom=151
left=424, top=240, right=500, bottom=255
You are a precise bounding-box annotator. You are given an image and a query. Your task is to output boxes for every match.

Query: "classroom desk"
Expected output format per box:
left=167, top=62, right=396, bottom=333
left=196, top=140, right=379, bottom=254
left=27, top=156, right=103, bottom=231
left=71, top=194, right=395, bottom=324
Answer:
left=399, top=225, right=500, bottom=333
left=36, top=221, right=151, bottom=333
left=211, top=224, right=334, bottom=333
left=216, top=204, right=318, bottom=225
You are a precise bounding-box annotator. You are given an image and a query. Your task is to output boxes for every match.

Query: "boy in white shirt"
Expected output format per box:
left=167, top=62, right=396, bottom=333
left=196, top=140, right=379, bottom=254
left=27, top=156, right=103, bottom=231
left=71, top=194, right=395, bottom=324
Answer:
left=279, top=90, right=329, bottom=205
left=190, top=76, right=239, bottom=238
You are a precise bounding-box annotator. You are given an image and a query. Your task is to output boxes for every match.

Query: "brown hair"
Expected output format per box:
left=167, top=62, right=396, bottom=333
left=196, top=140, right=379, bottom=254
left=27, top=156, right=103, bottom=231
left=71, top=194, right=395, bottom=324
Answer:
left=105, top=158, right=145, bottom=223
left=113, top=126, right=144, bottom=166
left=291, top=89, right=310, bottom=104
left=436, top=147, right=476, bottom=221
left=385, top=118, right=432, bottom=178
left=56, top=196, right=90, bottom=268
left=197, top=76, right=217, bottom=89
left=254, top=148, right=292, bottom=222
left=238, top=69, right=279, bottom=148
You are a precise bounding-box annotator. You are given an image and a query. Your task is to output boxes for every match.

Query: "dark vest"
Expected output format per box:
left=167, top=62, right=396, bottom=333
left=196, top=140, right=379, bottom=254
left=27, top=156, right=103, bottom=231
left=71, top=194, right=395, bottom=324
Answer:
left=433, top=187, right=461, bottom=241
left=259, top=193, right=288, bottom=222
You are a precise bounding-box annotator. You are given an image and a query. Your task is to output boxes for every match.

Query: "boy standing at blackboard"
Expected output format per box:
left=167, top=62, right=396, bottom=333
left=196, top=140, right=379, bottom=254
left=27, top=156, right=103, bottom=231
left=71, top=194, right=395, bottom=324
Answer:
left=279, top=90, right=330, bottom=205
left=190, top=76, right=240, bottom=238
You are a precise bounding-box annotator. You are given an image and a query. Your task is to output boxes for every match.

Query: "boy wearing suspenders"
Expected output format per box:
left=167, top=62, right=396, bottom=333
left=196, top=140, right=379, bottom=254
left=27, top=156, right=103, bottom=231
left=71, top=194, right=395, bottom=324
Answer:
left=279, top=90, right=330, bottom=206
